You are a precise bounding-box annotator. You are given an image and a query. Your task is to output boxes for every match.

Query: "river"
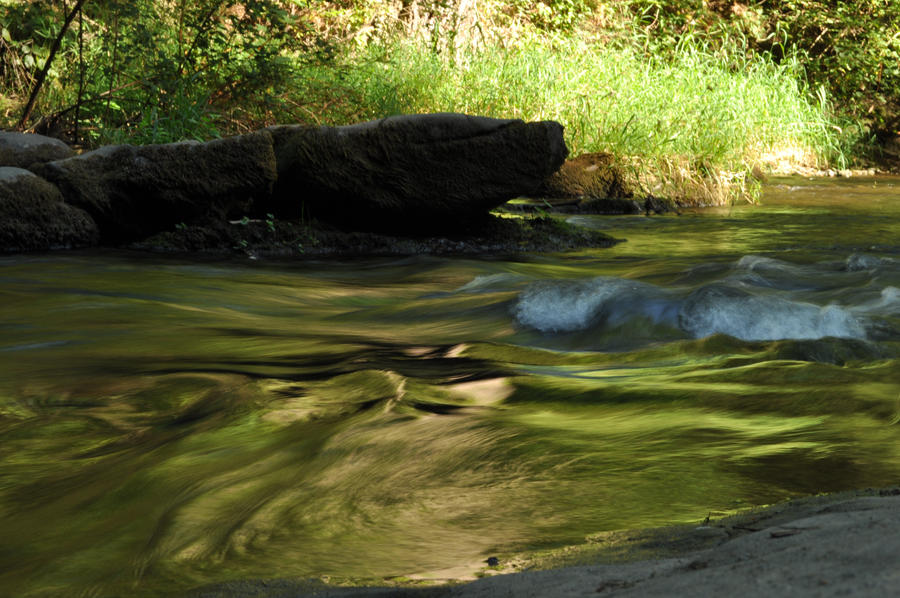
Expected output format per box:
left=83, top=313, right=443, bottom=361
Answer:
left=1, top=177, right=898, bottom=597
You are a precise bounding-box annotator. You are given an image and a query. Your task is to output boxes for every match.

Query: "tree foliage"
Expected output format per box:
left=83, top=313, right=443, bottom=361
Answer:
left=1, top=0, right=897, bottom=145
left=599, top=1, right=900, bottom=133
left=760, top=0, right=900, bottom=135
left=2, top=0, right=312, bottom=142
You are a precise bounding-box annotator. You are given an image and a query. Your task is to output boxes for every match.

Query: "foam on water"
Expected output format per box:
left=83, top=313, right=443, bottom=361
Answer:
left=852, top=286, right=900, bottom=316
left=678, top=285, right=867, bottom=341
left=514, top=278, right=631, bottom=333
left=511, top=254, right=897, bottom=342
left=846, top=253, right=888, bottom=272
left=513, top=277, right=676, bottom=333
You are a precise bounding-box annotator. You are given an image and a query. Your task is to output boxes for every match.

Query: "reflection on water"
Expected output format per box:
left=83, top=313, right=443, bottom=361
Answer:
left=1, top=178, right=899, bottom=597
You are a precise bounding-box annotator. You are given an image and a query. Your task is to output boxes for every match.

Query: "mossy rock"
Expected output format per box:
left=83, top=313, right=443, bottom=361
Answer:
left=0, top=167, right=98, bottom=253
left=32, top=131, right=277, bottom=244
left=0, top=131, right=74, bottom=169
left=535, top=152, right=638, bottom=213
left=135, top=213, right=621, bottom=257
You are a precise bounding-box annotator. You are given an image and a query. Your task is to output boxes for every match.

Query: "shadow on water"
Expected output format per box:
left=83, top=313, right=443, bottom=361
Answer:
left=0, top=177, right=899, bottom=596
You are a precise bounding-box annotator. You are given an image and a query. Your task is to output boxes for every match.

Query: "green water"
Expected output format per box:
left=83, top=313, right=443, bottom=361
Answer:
left=1, top=178, right=899, bottom=597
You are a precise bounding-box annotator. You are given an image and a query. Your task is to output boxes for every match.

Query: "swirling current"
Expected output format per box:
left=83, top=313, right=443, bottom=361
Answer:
left=0, top=177, right=898, bottom=597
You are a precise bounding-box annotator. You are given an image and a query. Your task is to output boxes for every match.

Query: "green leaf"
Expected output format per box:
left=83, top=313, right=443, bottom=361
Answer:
left=1, top=28, right=11, bottom=43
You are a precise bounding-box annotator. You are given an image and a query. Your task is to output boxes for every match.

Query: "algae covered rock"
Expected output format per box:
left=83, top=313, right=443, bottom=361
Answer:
left=0, top=131, right=74, bottom=169
left=264, top=113, right=568, bottom=233
left=32, top=131, right=277, bottom=244
left=0, top=167, right=98, bottom=252
left=535, top=152, right=637, bottom=213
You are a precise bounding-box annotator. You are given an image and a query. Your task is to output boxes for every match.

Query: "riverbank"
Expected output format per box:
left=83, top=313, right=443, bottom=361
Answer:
left=1, top=116, right=628, bottom=256
left=187, top=486, right=900, bottom=598
left=3, top=2, right=875, bottom=208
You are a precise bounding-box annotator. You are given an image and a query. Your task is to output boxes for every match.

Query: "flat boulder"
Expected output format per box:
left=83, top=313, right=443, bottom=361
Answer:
left=0, top=167, right=98, bottom=252
left=32, top=130, right=277, bottom=244
left=264, top=113, right=568, bottom=233
left=0, top=131, right=74, bottom=168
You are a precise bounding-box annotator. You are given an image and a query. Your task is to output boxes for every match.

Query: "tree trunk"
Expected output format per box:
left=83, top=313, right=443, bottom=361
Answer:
left=16, top=0, right=90, bottom=131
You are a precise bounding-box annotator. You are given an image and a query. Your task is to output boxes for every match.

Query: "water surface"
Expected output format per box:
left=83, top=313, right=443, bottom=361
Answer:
left=1, top=177, right=898, bottom=596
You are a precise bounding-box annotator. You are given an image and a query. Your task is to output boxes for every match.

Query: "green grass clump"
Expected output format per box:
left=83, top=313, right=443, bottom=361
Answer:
left=294, top=38, right=856, bottom=204
left=1, top=1, right=883, bottom=205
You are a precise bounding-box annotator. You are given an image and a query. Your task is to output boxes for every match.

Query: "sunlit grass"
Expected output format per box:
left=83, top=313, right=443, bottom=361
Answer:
left=292, top=38, right=858, bottom=204
left=3, top=27, right=860, bottom=204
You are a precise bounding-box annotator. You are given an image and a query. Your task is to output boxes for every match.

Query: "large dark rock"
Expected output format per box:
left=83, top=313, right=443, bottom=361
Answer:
left=0, top=131, right=74, bottom=168
left=264, top=113, right=568, bottom=233
left=0, top=167, right=98, bottom=252
left=32, top=131, right=277, bottom=244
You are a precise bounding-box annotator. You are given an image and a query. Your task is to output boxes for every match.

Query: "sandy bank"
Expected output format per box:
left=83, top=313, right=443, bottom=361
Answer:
left=188, top=487, right=900, bottom=598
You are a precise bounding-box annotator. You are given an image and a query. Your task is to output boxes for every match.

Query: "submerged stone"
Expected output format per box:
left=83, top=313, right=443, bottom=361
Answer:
left=135, top=213, right=621, bottom=257
left=0, top=167, right=98, bottom=252
left=31, top=131, right=277, bottom=244
left=264, top=113, right=569, bottom=233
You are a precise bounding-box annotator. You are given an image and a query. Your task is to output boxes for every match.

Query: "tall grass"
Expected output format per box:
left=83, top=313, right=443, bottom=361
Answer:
left=293, top=38, right=857, bottom=204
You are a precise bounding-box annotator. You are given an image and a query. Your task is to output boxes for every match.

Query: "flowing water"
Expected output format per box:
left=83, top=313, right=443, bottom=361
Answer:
left=1, top=177, right=899, bottom=597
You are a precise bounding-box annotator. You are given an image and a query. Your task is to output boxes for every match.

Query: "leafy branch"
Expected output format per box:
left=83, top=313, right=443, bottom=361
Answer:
left=16, top=0, right=89, bottom=131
